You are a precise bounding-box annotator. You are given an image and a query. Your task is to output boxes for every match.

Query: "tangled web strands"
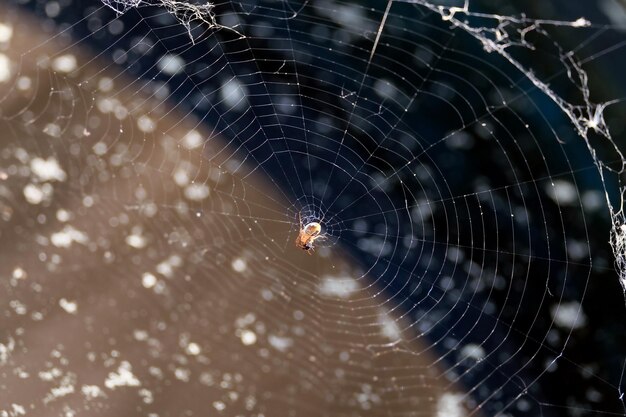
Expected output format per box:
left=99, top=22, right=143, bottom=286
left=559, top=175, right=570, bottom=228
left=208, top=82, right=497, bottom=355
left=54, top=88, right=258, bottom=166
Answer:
left=101, top=0, right=225, bottom=40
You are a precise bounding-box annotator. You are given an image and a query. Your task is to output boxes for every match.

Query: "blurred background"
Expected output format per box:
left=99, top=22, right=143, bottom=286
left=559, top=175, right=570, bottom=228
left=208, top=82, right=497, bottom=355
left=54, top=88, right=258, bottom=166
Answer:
left=2, top=0, right=626, bottom=416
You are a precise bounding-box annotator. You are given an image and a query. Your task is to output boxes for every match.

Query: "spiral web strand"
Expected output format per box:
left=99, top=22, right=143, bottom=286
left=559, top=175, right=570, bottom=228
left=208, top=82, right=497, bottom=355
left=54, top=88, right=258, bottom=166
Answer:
left=1, top=1, right=626, bottom=416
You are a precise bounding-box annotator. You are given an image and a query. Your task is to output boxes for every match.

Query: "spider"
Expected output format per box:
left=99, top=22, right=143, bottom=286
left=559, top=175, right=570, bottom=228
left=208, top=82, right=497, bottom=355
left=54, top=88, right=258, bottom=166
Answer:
left=295, top=213, right=326, bottom=254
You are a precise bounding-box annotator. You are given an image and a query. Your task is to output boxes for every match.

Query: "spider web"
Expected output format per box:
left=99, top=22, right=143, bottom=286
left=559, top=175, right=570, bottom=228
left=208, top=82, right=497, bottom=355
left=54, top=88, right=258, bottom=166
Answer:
left=1, top=0, right=626, bottom=416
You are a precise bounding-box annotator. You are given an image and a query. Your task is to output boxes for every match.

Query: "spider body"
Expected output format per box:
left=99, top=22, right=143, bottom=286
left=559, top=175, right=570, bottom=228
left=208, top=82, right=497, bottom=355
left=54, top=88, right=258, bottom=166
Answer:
left=295, top=215, right=324, bottom=253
